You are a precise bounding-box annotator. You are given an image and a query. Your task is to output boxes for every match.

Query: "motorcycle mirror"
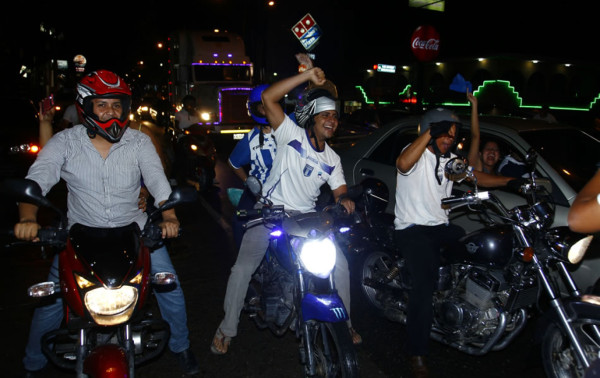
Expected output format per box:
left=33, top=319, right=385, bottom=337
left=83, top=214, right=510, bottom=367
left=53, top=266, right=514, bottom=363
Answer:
left=1, top=178, right=66, bottom=225
left=534, top=178, right=553, bottom=194
left=163, top=186, right=198, bottom=209
left=1, top=178, right=49, bottom=207
left=524, top=148, right=538, bottom=172
left=147, top=186, right=198, bottom=221
left=444, top=157, right=469, bottom=176
left=245, top=176, right=262, bottom=197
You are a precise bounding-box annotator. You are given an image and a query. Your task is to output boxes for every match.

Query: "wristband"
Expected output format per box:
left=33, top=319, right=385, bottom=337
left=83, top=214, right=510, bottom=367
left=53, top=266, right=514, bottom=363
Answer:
left=597, top=193, right=600, bottom=206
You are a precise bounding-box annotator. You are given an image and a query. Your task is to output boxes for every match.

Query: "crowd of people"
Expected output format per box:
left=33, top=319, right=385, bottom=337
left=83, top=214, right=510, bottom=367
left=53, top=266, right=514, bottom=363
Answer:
left=16, top=60, right=599, bottom=378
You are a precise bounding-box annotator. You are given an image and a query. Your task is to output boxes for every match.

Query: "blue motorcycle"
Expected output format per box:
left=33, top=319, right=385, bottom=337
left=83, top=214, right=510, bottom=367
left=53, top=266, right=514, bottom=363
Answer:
left=240, top=177, right=359, bottom=377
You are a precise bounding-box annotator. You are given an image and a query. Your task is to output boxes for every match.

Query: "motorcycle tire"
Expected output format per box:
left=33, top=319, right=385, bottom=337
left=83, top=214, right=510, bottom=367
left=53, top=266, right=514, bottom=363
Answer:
left=307, top=321, right=359, bottom=378
left=541, top=320, right=600, bottom=378
left=355, top=250, right=401, bottom=314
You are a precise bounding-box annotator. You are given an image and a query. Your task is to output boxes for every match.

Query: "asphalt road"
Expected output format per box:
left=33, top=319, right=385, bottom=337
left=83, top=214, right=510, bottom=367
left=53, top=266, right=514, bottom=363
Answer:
left=0, top=135, right=547, bottom=378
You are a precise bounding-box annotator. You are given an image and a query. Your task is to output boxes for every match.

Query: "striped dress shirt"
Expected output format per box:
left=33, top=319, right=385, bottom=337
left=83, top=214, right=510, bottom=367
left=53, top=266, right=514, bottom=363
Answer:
left=26, top=125, right=171, bottom=229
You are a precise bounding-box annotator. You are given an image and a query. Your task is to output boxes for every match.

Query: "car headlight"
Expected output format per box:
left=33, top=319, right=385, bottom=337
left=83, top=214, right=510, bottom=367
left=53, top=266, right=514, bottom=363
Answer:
left=298, top=237, right=337, bottom=279
left=9, top=143, right=40, bottom=155
left=200, top=112, right=211, bottom=122
left=84, top=286, right=138, bottom=326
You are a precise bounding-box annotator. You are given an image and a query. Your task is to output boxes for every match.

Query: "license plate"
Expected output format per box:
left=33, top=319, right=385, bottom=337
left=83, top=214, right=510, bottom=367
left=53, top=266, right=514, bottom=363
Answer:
left=233, top=133, right=244, bottom=140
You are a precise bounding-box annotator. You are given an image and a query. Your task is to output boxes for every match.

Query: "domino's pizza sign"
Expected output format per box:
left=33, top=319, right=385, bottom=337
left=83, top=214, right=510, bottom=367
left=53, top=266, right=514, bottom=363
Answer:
left=291, top=13, right=322, bottom=51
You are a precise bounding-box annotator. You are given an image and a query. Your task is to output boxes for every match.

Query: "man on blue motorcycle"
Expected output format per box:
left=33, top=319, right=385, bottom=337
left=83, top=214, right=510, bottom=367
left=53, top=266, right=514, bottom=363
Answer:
left=211, top=66, right=361, bottom=355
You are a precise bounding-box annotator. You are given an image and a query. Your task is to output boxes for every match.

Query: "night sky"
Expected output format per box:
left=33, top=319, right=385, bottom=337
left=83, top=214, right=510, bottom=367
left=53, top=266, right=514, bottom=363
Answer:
left=2, top=1, right=596, bottom=81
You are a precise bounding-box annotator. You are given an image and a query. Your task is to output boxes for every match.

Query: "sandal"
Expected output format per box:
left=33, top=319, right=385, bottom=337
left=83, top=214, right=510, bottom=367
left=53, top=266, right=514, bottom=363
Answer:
left=210, top=328, right=231, bottom=355
left=349, top=327, right=362, bottom=345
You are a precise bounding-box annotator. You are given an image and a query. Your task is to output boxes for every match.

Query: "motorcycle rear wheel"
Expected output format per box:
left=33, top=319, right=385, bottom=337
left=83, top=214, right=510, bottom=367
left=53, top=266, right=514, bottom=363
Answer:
left=307, top=321, right=359, bottom=378
left=541, top=320, right=600, bottom=378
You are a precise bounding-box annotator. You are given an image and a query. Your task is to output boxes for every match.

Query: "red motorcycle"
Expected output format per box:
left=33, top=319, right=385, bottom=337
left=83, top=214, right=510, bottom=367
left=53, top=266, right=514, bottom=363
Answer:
left=4, top=178, right=196, bottom=377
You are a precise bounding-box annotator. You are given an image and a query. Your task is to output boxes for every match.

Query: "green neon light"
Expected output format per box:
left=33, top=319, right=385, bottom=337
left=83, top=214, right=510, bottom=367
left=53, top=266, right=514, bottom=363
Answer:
left=355, top=85, right=414, bottom=105
left=356, top=81, right=599, bottom=112
left=399, top=84, right=412, bottom=96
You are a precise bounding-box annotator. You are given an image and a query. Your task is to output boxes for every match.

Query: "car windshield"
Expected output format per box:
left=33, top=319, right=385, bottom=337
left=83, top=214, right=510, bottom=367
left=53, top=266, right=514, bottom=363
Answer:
left=519, top=128, right=599, bottom=193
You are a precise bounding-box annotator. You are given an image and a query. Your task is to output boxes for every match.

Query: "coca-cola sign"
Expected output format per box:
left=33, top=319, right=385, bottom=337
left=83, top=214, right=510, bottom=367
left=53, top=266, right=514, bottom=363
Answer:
left=411, top=25, right=440, bottom=62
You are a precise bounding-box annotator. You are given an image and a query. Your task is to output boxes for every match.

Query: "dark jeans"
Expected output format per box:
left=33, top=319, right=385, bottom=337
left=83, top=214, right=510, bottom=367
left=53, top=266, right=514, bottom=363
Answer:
left=394, top=223, right=465, bottom=356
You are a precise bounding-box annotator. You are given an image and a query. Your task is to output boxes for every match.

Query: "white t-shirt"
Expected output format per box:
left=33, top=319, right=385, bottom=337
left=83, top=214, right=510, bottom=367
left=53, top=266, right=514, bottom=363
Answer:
left=175, top=108, right=201, bottom=129
left=262, top=115, right=346, bottom=212
left=394, top=146, right=455, bottom=230
left=62, top=104, right=79, bottom=125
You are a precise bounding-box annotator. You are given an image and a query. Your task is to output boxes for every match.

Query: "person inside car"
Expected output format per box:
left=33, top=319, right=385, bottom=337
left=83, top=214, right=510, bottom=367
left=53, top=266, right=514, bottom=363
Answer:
left=210, top=67, right=361, bottom=355
left=15, top=70, right=199, bottom=377
left=477, top=139, right=502, bottom=174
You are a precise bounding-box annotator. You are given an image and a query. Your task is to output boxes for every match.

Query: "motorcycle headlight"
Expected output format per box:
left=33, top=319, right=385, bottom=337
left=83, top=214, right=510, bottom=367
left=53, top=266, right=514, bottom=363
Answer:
left=548, top=227, right=594, bottom=265
left=84, top=286, right=138, bottom=326
left=298, top=237, right=337, bottom=279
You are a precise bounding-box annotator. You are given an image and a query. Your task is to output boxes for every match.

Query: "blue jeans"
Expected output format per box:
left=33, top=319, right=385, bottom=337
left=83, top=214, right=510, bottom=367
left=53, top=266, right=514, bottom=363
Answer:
left=23, top=245, right=190, bottom=371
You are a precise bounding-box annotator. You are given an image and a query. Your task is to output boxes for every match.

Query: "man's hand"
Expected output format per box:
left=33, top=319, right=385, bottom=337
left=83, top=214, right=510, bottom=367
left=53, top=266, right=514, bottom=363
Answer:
left=295, top=53, right=314, bottom=71
left=159, top=216, right=180, bottom=239
left=14, top=220, right=41, bottom=242
left=466, top=90, right=477, bottom=107
left=307, top=67, right=327, bottom=87
left=339, top=198, right=356, bottom=214
left=429, top=122, right=453, bottom=138
left=138, top=187, right=150, bottom=211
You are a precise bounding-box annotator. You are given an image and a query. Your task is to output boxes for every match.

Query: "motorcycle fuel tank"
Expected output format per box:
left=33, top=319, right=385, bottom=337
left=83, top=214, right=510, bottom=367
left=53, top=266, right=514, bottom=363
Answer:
left=445, top=225, right=514, bottom=268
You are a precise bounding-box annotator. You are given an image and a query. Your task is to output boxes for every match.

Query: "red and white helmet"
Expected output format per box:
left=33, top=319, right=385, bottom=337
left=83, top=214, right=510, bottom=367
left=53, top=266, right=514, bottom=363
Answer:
left=76, top=70, right=132, bottom=143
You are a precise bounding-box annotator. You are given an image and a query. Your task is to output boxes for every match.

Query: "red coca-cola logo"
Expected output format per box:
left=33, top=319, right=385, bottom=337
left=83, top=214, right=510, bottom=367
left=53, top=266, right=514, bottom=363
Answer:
left=411, top=25, right=440, bottom=62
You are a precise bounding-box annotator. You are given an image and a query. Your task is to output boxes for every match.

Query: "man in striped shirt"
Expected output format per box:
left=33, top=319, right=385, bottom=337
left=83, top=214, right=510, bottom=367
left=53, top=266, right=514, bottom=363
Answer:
left=14, top=70, right=199, bottom=376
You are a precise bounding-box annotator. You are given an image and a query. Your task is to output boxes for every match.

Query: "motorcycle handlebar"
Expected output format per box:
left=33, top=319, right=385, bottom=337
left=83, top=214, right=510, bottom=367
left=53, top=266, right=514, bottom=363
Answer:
left=4, top=227, right=68, bottom=248
left=238, top=205, right=286, bottom=230
left=142, top=223, right=182, bottom=251
left=441, top=191, right=490, bottom=210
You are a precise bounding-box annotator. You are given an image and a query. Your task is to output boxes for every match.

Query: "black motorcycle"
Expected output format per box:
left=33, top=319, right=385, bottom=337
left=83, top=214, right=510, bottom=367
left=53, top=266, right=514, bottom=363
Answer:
left=331, top=177, right=394, bottom=267
left=167, top=124, right=217, bottom=193
left=357, top=152, right=599, bottom=377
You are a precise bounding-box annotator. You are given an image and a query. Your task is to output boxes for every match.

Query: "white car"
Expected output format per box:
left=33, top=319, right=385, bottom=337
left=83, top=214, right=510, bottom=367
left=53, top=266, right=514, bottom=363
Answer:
left=337, top=114, right=600, bottom=290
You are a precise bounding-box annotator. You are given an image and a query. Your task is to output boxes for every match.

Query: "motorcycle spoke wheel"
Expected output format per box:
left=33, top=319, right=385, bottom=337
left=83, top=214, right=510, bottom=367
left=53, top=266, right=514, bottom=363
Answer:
left=541, top=321, right=600, bottom=378
left=308, top=322, right=359, bottom=378
left=359, top=251, right=398, bottom=311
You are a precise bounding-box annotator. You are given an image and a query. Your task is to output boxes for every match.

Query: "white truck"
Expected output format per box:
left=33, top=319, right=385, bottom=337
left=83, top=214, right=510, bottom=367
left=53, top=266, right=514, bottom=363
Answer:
left=168, top=30, right=255, bottom=139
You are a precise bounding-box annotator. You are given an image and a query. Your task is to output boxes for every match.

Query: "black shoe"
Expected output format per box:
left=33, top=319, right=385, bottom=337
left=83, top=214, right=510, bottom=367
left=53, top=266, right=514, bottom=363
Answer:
left=24, top=367, right=46, bottom=378
left=409, top=355, right=429, bottom=378
left=174, top=348, right=200, bottom=375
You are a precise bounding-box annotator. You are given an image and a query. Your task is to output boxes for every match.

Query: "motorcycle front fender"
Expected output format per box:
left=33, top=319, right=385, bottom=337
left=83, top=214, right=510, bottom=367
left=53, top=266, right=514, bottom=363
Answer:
left=541, top=297, right=600, bottom=323
left=566, top=297, right=600, bottom=320
left=83, top=344, right=129, bottom=377
left=301, top=293, right=348, bottom=322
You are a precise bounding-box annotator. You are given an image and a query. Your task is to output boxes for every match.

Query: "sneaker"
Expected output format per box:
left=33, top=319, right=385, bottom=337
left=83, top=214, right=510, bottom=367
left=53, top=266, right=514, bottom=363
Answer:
left=174, top=348, right=200, bottom=375
left=210, top=328, right=231, bottom=355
